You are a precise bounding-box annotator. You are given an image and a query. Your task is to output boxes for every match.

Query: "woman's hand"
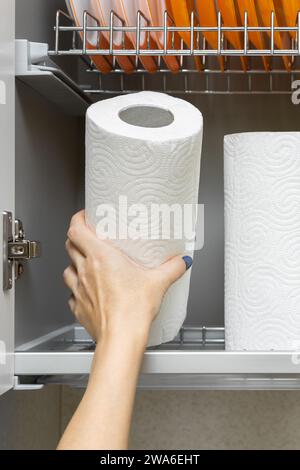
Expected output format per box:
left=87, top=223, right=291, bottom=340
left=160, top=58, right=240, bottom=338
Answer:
left=59, top=210, right=192, bottom=450
left=63, top=210, right=192, bottom=345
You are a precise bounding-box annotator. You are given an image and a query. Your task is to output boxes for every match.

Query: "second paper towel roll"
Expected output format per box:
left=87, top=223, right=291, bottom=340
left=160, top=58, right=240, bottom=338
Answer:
left=225, top=132, right=300, bottom=351
left=86, top=92, right=203, bottom=346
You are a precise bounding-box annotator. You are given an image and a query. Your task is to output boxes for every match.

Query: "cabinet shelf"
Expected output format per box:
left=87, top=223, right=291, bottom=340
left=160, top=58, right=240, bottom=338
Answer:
left=14, top=325, right=300, bottom=389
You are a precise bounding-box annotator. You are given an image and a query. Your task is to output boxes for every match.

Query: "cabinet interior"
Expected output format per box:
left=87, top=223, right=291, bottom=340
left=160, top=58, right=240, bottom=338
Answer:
left=12, top=1, right=300, bottom=390
left=15, top=83, right=300, bottom=353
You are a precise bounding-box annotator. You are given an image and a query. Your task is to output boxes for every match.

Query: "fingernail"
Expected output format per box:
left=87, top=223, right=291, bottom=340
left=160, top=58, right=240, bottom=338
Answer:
left=182, top=256, right=193, bottom=271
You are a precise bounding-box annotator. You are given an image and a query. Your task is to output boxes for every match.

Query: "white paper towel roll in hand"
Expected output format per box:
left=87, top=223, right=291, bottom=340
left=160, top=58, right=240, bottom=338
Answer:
left=225, top=132, right=300, bottom=351
left=85, top=92, right=203, bottom=346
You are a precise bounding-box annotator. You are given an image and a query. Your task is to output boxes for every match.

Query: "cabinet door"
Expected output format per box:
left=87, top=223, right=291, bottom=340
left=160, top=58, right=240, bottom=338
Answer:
left=0, top=0, right=15, bottom=396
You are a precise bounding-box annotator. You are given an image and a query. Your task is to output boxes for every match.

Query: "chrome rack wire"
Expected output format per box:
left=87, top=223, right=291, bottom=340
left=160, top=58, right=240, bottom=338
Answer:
left=84, top=67, right=300, bottom=95
left=72, top=325, right=225, bottom=348
left=53, top=325, right=225, bottom=348
left=167, top=326, right=224, bottom=347
left=49, top=9, right=300, bottom=95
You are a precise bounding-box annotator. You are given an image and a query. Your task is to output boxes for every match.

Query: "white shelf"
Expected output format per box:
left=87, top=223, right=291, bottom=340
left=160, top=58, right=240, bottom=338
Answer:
left=14, top=325, right=300, bottom=389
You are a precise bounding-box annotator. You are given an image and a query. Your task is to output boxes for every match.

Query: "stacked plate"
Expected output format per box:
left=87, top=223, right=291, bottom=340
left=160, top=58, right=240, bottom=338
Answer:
left=66, top=0, right=299, bottom=73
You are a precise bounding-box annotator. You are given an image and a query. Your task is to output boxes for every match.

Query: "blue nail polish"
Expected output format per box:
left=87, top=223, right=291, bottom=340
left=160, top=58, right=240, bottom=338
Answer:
left=182, top=256, right=193, bottom=271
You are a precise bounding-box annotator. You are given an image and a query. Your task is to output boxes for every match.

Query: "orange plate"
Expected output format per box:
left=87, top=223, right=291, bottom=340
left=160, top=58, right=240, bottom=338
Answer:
left=256, top=0, right=291, bottom=70
left=279, top=0, right=300, bottom=39
left=169, top=0, right=203, bottom=70
left=145, top=0, right=180, bottom=72
left=115, top=0, right=157, bottom=73
left=217, top=0, right=248, bottom=71
left=236, top=0, right=270, bottom=70
left=94, top=0, right=135, bottom=73
left=67, top=0, right=112, bottom=73
left=195, top=0, right=225, bottom=71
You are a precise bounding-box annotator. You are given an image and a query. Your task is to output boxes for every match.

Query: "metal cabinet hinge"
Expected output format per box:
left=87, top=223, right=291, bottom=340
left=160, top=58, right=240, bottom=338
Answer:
left=2, top=212, right=41, bottom=291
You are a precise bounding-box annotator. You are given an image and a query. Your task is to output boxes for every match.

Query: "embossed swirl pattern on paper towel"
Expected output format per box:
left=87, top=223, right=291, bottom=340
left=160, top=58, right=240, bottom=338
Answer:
left=225, top=133, right=300, bottom=351
left=86, top=114, right=202, bottom=346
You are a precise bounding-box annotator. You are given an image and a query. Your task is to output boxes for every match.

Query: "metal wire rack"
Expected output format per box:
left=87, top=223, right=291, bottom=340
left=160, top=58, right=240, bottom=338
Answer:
left=158, top=326, right=225, bottom=348
left=14, top=325, right=225, bottom=353
left=63, top=325, right=225, bottom=349
left=49, top=9, right=300, bottom=95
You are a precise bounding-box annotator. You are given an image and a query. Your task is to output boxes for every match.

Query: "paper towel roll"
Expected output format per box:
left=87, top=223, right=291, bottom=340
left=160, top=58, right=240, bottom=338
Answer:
left=225, top=132, right=300, bottom=351
left=86, top=91, right=203, bottom=346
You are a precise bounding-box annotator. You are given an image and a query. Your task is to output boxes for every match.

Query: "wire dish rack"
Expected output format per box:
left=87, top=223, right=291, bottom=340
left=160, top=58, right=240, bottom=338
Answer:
left=49, top=9, right=300, bottom=95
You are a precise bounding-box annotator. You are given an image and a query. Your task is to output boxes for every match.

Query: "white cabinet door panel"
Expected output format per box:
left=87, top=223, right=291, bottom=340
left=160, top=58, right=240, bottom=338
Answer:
left=0, top=0, right=15, bottom=396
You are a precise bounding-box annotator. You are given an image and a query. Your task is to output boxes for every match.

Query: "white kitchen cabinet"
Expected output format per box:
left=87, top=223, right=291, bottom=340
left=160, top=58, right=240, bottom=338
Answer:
left=1, top=0, right=300, bottom=393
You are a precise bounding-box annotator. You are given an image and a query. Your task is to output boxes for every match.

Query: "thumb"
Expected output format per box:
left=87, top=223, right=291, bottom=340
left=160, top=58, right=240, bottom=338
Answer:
left=156, top=255, right=193, bottom=289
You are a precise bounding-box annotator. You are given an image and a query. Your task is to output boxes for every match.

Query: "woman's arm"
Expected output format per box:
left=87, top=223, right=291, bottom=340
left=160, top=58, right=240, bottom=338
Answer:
left=57, top=330, right=147, bottom=450
left=57, top=211, right=191, bottom=450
